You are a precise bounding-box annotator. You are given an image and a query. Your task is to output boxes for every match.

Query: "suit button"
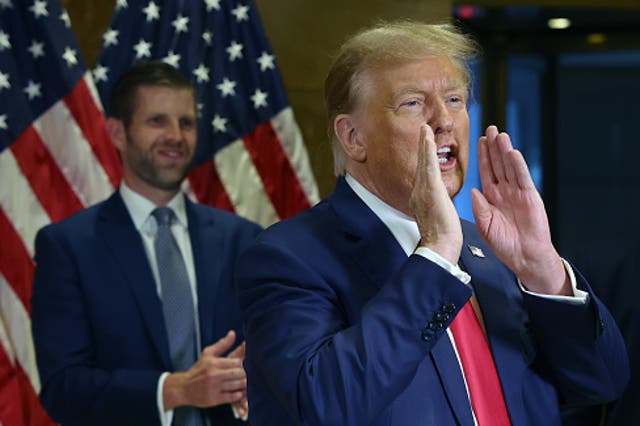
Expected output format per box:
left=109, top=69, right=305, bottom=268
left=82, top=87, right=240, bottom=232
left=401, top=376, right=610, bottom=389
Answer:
left=421, top=331, right=431, bottom=342
left=428, top=321, right=443, bottom=331
left=442, top=303, right=456, bottom=314
left=435, top=311, right=450, bottom=322
left=599, top=319, right=605, bottom=335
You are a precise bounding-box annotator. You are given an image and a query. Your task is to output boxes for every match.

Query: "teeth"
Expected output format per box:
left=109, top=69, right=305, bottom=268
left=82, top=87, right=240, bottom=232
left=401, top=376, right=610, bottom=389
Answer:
left=437, top=146, right=451, bottom=154
left=438, top=157, right=447, bottom=164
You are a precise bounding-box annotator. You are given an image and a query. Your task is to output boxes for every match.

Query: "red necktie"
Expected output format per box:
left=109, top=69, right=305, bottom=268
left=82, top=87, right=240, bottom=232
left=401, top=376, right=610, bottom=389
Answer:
left=449, top=299, right=511, bottom=426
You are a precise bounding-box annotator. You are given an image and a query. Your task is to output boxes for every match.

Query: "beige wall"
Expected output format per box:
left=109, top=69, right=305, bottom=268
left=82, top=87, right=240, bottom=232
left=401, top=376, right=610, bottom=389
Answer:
left=64, top=0, right=452, bottom=197
left=254, top=1, right=452, bottom=196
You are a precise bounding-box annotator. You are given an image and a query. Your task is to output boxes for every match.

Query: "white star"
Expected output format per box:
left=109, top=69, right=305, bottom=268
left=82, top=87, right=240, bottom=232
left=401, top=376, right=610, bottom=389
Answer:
left=93, top=64, right=108, bottom=82
left=216, top=78, right=236, bottom=97
left=0, top=71, right=10, bottom=90
left=202, top=31, right=213, bottom=45
left=250, top=89, right=268, bottom=108
left=193, top=64, right=210, bottom=83
left=257, top=51, right=275, bottom=72
left=212, top=114, right=227, bottom=133
left=142, top=1, right=160, bottom=22
left=163, top=51, right=181, bottom=68
left=0, top=114, right=7, bottom=130
left=24, top=80, right=42, bottom=100
left=116, top=0, right=128, bottom=10
left=28, top=41, right=45, bottom=58
left=29, top=0, right=48, bottom=18
left=172, top=15, right=189, bottom=33
left=231, top=4, right=249, bottom=22
left=62, top=47, right=78, bottom=67
left=0, top=0, right=13, bottom=10
left=103, top=29, right=119, bottom=47
left=60, top=10, right=71, bottom=28
left=204, top=0, right=220, bottom=11
left=0, top=31, right=10, bottom=51
left=226, top=41, right=243, bottom=61
left=133, top=39, right=152, bottom=59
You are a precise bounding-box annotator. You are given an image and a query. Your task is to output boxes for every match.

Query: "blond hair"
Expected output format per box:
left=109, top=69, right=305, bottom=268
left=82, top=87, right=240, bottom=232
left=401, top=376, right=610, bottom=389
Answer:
left=324, top=20, right=479, bottom=175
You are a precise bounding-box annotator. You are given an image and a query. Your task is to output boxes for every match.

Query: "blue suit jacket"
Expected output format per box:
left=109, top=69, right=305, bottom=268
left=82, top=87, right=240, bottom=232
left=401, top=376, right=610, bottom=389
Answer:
left=31, top=191, right=262, bottom=426
left=237, top=177, right=628, bottom=426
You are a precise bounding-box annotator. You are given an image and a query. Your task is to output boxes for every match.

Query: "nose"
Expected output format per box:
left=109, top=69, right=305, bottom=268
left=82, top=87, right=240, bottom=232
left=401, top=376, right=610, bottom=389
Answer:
left=164, top=120, right=183, bottom=142
left=429, top=98, right=453, bottom=135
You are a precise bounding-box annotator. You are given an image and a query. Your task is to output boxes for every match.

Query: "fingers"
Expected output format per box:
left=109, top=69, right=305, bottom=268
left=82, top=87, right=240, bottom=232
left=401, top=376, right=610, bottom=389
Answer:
left=232, top=398, right=249, bottom=420
left=509, top=149, right=535, bottom=190
left=421, top=123, right=439, bottom=177
left=479, top=125, right=531, bottom=190
left=228, top=341, right=246, bottom=360
left=203, top=330, right=236, bottom=357
left=470, top=188, right=491, bottom=236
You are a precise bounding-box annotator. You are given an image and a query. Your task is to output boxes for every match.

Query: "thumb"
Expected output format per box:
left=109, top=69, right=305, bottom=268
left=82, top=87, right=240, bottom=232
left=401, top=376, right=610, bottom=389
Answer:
left=471, top=188, right=491, bottom=237
left=203, top=330, right=236, bottom=357
left=228, top=341, right=246, bottom=359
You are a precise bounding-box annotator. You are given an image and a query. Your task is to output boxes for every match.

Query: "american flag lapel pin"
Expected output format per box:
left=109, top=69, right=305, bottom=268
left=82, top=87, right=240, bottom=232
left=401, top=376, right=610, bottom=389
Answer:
left=467, top=244, right=486, bottom=258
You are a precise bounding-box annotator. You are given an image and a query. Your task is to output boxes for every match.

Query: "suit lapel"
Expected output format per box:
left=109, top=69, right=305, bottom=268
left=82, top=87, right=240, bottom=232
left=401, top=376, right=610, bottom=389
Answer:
left=328, top=178, right=407, bottom=290
left=329, top=179, right=476, bottom=423
left=186, top=198, right=220, bottom=348
left=430, top=335, right=476, bottom=426
left=98, top=192, right=172, bottom=368
left=460, top=222, right=534, bottom=418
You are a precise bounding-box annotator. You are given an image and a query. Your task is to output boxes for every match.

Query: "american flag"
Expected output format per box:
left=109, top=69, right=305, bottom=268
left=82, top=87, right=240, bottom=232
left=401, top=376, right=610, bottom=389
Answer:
left=0, top=0, right=317, bottom=424
left=0, top=0, right=120, bottom=424
left=95, top=0, right=318, bottom=225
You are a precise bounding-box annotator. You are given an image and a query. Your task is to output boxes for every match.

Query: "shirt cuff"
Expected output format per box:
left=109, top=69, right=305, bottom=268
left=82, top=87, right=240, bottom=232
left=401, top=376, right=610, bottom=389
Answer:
left=158, top=372, right=173, bottom=426
left=414, top=246, right=471, bottom=285
left=519, top=258, right=589, bottom=305
left=232, top=404, right=249, bottom=421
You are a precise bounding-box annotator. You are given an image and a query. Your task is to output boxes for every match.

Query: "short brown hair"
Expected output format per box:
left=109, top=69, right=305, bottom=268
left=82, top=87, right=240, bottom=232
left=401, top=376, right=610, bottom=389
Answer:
left=324, top=21, right=479, bottom=175
left=108, top=61, right=195, bottom=127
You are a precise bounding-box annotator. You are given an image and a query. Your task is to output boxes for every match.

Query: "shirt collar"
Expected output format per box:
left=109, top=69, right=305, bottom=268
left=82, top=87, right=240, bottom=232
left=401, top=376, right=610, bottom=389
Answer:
left=119, top=181, right=188, bottom=232
left=345, top=174, right=420, bottom=256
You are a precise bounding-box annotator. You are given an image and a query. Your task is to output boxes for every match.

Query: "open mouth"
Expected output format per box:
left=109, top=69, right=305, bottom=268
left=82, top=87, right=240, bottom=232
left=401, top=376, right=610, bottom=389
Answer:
left=437, top=145, right=456, bottom=167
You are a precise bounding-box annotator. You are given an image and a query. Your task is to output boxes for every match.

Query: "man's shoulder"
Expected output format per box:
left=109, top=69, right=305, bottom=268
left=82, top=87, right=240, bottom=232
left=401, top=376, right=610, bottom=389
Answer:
left=40, top=197, right=112, bottom=235
left=188, top=199, right=263, bottom=233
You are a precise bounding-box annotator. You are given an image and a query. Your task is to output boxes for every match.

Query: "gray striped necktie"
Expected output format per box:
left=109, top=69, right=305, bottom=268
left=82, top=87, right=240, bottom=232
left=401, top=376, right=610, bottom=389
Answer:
left=152, top=207, right=203, bottom=426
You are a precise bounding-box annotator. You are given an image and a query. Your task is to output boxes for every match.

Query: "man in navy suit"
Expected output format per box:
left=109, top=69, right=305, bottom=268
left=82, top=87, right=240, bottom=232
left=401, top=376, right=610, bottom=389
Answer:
left=31, top=61, right=261, bottom=425
left=236, top=21, right=629, bottom=425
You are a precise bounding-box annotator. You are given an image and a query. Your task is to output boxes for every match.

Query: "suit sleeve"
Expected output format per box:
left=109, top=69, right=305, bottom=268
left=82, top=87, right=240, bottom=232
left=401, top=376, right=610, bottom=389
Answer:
left=31, top=226, right=162, bottom=426
left=522, top=264, right=629, bottom=406
left=237, top=239, right=472, bottom=425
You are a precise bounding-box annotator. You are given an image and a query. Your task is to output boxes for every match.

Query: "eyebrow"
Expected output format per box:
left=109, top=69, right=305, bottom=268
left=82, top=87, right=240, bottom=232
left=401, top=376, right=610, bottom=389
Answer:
left=394, top=80, right=466, bottom=98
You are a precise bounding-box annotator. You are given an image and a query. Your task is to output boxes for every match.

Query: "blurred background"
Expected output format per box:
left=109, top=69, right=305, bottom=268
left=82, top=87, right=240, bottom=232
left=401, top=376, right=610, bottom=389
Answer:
left=63, top=0, right=640, bottom=254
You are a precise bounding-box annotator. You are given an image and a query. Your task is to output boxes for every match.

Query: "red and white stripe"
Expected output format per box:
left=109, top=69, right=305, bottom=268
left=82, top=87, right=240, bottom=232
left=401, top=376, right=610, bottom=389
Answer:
left=187, top=106, right=319, bottom=227
left=1, top=74, right=317, bottom=424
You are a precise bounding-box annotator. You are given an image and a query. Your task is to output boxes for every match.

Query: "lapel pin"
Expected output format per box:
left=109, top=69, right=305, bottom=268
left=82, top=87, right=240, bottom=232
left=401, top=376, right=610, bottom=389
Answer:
left=467, top=244, right=486, bottom=258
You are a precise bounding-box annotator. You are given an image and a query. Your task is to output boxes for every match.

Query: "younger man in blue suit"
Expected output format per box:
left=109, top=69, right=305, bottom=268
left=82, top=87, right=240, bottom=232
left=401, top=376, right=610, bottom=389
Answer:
left=236, top=21, right=629, bottom=425
left=31, top=61, right=261, bottom=425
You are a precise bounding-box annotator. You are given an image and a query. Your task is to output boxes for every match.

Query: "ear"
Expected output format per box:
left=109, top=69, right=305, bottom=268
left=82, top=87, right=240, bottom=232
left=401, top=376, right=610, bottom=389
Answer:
left=106, top=117, right=126, bottom=152
left=334, top=114, right=366, bottom=163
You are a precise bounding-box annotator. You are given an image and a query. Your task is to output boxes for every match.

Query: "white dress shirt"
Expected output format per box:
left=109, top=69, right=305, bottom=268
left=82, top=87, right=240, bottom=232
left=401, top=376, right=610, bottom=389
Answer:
left=120, top=182, right=200, bottom=426
left=344, top=174, right=587, bottom=424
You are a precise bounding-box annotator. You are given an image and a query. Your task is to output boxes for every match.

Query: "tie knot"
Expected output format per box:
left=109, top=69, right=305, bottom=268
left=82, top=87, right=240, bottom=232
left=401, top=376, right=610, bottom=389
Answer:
left=152, top=207, right=175, bottom=227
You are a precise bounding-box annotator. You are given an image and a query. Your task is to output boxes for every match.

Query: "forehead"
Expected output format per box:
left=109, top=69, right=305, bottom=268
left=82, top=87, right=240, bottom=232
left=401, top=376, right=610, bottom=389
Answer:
left=358, top=56, right=466, bottom=98
left=133, top=85, right=196, bottom=112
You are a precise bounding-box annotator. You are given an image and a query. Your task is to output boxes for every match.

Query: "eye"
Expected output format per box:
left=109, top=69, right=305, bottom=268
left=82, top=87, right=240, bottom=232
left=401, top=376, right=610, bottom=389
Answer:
left=445, top=93, right=467, bottom=110
left=179, top=117, right=196, bottom=129
left=149, top=115, right=166, bottom=125
left=398, top=98, right=424, bottom=111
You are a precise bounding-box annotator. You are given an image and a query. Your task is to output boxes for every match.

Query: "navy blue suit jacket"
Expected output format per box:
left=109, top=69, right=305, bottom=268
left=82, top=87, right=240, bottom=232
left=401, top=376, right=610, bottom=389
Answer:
left=31, top=191, right=262, bottom=426
left=237, top=177, right=628, bottom=426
